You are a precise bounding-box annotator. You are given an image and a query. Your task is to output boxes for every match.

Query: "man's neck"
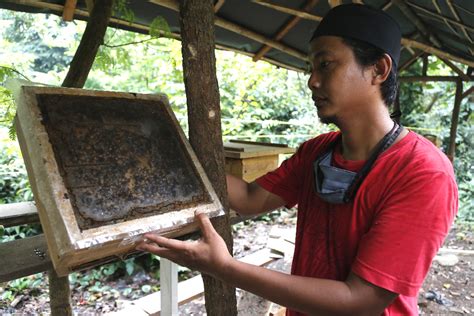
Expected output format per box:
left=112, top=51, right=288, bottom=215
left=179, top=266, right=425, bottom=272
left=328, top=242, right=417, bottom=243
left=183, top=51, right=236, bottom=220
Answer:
left=337, top=110, right=401, bottom=161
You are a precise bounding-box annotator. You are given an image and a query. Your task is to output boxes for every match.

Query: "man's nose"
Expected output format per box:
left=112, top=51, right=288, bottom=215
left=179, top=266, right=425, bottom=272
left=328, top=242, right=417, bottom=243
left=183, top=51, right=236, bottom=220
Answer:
left=307, top=72, right=321, bottom=90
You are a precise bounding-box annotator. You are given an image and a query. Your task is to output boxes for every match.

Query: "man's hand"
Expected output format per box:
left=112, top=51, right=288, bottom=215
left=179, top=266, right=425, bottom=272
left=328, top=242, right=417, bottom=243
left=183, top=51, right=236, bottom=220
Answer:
left=135, top=212, right=233, bottom=277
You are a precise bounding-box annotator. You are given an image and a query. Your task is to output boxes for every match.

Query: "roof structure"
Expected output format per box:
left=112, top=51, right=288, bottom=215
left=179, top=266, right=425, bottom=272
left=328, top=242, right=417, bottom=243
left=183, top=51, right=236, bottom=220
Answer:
left=1, top=0, right=473, bottom=72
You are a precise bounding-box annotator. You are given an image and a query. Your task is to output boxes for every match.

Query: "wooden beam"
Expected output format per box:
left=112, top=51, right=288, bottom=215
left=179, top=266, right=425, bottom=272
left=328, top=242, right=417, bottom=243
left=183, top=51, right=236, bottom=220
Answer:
left=431, top=0, right=461, bottom=41
left=398, top=50, right=424, bottom=72
left=85, top=0, right=94, bottom=13
left=406, top=1, right=474, bottom=35
left=447, top=79, right=463, bottom=162
left=253, top=0, right=474, bottom=67
left=0, top=235, right=52, bottom=283
left=214, top=0, right=225, bottom=12
left=399, top=75, right=473, bottom=82
left=441, top=58, right=471, bottom=81
left=178, top=0, right=237, bottom=315
left=392, top=0, right=442, bottom=48
left=62, top=0, right=77, bottom=21
left=446, top=0, right=474, bottom=48
left=0, top=202, right=39, bottom=227
left=151, top=0, right=307, bottom=61
left=461, top=86, right=473, bottom=100
left=328, top=0, right=342, bottom=7
left=252, top=0, right=322, bottom=22
left=401, top=38, right=474, bottom=68
left=253, top=0, right=319, bottom=62
left=62, top=0, right=115, bottom=87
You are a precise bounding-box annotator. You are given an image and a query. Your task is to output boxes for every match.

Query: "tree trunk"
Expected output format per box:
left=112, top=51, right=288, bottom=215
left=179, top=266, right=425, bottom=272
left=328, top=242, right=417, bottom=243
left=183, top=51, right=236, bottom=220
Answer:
left=48, top=1, right=115, bottom=315
left=178, top=0, right=237, bottom=315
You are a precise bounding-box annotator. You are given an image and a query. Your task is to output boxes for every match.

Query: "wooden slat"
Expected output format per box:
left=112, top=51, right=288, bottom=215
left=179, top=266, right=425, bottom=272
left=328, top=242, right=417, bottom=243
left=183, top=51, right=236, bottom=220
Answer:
left=253, top=0, right=319, bottom=62
left=214, top=0, right=225, bottom=13
left=406, top=1, right=474, bottom=35
left=0, top=235, right=52, bottom=282
left=253, top=0, right=322, bottom=22
left=150, top=0, right=307, bottom=61
left=0, top=202, right=39, bottom=227
left=62, top=0, right=77, bottom=21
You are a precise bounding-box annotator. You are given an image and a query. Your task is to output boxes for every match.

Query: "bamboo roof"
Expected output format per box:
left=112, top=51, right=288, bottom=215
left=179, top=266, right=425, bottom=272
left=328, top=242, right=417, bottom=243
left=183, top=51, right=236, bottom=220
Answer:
left=1, top=0, right=473, bottom=72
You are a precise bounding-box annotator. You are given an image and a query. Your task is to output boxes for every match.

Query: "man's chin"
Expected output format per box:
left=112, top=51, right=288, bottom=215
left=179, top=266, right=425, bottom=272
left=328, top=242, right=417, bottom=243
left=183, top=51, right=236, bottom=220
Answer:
left=318, top=113, right=338, bottom=125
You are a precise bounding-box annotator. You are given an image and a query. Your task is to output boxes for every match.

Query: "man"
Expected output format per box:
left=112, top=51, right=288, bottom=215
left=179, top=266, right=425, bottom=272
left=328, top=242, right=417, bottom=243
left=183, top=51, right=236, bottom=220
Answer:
left=137, top=4, right=458, bottom=315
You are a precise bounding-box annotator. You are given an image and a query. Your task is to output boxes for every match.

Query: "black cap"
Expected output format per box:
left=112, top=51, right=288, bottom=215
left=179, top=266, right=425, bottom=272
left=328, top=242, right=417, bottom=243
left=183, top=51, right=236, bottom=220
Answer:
left=311, top=4, right=401, bottom=67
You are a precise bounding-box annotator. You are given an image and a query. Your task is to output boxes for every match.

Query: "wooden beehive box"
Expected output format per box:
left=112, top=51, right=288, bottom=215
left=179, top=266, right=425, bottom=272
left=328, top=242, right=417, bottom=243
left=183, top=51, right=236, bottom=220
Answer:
left=15, top=86, right=224, bottom=276
left=224, top=140, right=295, bottom=182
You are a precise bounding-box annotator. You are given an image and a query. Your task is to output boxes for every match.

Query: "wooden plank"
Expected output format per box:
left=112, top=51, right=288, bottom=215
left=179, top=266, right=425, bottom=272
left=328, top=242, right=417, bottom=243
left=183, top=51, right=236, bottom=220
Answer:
left=461, top=86, right=473, bottom=100
left=0, top=235, right=52, bottom=283
left=62, top=0, right=77, bottom=21
left=230, top=139, right=289, bottom=148
left=224, top=143, right=295, bottom=159
left=0, top=202, right=39, bottom=227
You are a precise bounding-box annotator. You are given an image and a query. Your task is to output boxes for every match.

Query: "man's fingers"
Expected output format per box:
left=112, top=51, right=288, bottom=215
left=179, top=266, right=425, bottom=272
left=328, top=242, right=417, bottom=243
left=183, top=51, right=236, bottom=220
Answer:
left=136, top=242, right=180, bottom=263
left=196, top=212, right=216, bottom=240
left=143, top=233, right=186, bottom=250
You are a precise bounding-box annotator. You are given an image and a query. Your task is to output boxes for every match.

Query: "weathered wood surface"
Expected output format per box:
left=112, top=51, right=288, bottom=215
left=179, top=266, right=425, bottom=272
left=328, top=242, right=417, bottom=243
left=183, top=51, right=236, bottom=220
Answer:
left=224, top=141, right=295, bottom=159
left=0, top=235, right=52, bottom=283
left=178, top=0, right=237, bottom=314
left=0, top=202, right=39, bottom=227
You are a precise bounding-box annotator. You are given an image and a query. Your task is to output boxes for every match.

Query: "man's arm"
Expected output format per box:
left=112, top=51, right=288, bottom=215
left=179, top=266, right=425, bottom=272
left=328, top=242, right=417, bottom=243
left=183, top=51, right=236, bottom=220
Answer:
left=226, top=174, right=286, bottom=216
left=137, top=213, right=398, bottom=315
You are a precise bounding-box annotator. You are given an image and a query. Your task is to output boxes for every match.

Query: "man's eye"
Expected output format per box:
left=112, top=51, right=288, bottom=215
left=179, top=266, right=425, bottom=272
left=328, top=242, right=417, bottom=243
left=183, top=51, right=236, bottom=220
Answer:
left=320, top=61, right=330, bottom=68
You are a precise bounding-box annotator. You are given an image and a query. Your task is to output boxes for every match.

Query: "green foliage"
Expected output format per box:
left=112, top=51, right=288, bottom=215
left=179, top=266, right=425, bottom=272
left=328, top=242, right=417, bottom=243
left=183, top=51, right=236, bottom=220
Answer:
left=0, top=273, right=44, bottom=305
left=0, top=143, right=33, bottom=204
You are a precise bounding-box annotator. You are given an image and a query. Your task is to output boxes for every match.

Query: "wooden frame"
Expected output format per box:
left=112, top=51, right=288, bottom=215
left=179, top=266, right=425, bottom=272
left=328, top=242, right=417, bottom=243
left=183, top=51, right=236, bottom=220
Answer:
left=14, top=85, right=224, bottom=276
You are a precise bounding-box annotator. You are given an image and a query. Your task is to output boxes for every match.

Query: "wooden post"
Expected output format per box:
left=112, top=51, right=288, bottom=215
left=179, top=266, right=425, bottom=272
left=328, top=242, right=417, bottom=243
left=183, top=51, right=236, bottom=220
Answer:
left=62, top=0, right=114, bottom=88
left=178, top=0, right=237, bottom=315
left=161, top=258, right=178, bottom=315
left=447, top=79, right=463, bottom=162
left=45, top=1, right=115, bottom=315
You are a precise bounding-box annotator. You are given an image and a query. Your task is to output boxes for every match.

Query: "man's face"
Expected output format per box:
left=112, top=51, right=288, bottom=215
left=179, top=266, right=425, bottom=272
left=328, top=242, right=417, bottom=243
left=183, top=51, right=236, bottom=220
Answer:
left=308, top=36, right=375, bottom=125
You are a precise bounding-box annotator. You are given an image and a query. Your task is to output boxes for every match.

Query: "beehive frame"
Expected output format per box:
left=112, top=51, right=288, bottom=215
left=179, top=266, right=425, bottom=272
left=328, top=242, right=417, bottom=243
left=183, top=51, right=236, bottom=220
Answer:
left=15, top=86, right=224, bottom=275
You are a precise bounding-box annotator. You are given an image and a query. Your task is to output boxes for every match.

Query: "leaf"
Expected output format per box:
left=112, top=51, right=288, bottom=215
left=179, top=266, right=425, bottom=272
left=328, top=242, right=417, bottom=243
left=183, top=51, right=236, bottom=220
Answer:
left=141, top=284, right=151, bottom=293
left=125, top=260, right=134, bottom=276
left=149, top=17, right=171, bottom=39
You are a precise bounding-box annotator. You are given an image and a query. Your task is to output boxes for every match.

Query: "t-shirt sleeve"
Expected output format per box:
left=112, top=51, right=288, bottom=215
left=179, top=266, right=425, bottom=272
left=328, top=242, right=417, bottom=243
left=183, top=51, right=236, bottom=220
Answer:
left=352, top=171, right=458, bottom=297
left=255, top=142, right=309, bottom=208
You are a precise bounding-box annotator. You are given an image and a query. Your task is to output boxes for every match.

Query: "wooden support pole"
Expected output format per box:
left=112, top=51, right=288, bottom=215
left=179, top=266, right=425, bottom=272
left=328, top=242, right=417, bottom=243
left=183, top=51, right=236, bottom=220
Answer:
left=178, top=0, right=237, bottom=315
left=161, top=258, right=178, bottom=315
left=447, top=79, right=463, bottom=162
left=461, top=86, right=473, bottom=100
left=253, top=0, right=319, bottom=62
left=422, top=54, right=428, bottom=76
left=62, top=0, right=77, bottom=21
left=440, top=58, right=471, bottom=81
left=62, top=0, right=114, bottom=88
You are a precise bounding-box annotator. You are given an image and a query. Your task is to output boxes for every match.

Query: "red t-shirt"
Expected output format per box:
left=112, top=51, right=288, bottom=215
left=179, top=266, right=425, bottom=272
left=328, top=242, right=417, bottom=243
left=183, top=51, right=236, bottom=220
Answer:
left=256, top=131, right=458, bottom=315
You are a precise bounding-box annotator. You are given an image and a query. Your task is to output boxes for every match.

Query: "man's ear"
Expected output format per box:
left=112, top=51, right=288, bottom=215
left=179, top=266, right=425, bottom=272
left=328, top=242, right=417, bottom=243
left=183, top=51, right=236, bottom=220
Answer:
left=372, top=53, right=392, bottom=85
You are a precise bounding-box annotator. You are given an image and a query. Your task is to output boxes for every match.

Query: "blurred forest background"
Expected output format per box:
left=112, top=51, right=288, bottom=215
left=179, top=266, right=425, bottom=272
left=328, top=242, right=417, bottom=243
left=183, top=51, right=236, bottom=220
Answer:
left=0, top=8, right=472, bottom=311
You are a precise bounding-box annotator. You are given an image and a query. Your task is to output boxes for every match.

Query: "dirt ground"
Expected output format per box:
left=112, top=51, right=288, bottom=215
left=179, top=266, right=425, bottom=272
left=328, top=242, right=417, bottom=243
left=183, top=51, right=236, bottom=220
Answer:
left=1, top=210, right=473, bottom=315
